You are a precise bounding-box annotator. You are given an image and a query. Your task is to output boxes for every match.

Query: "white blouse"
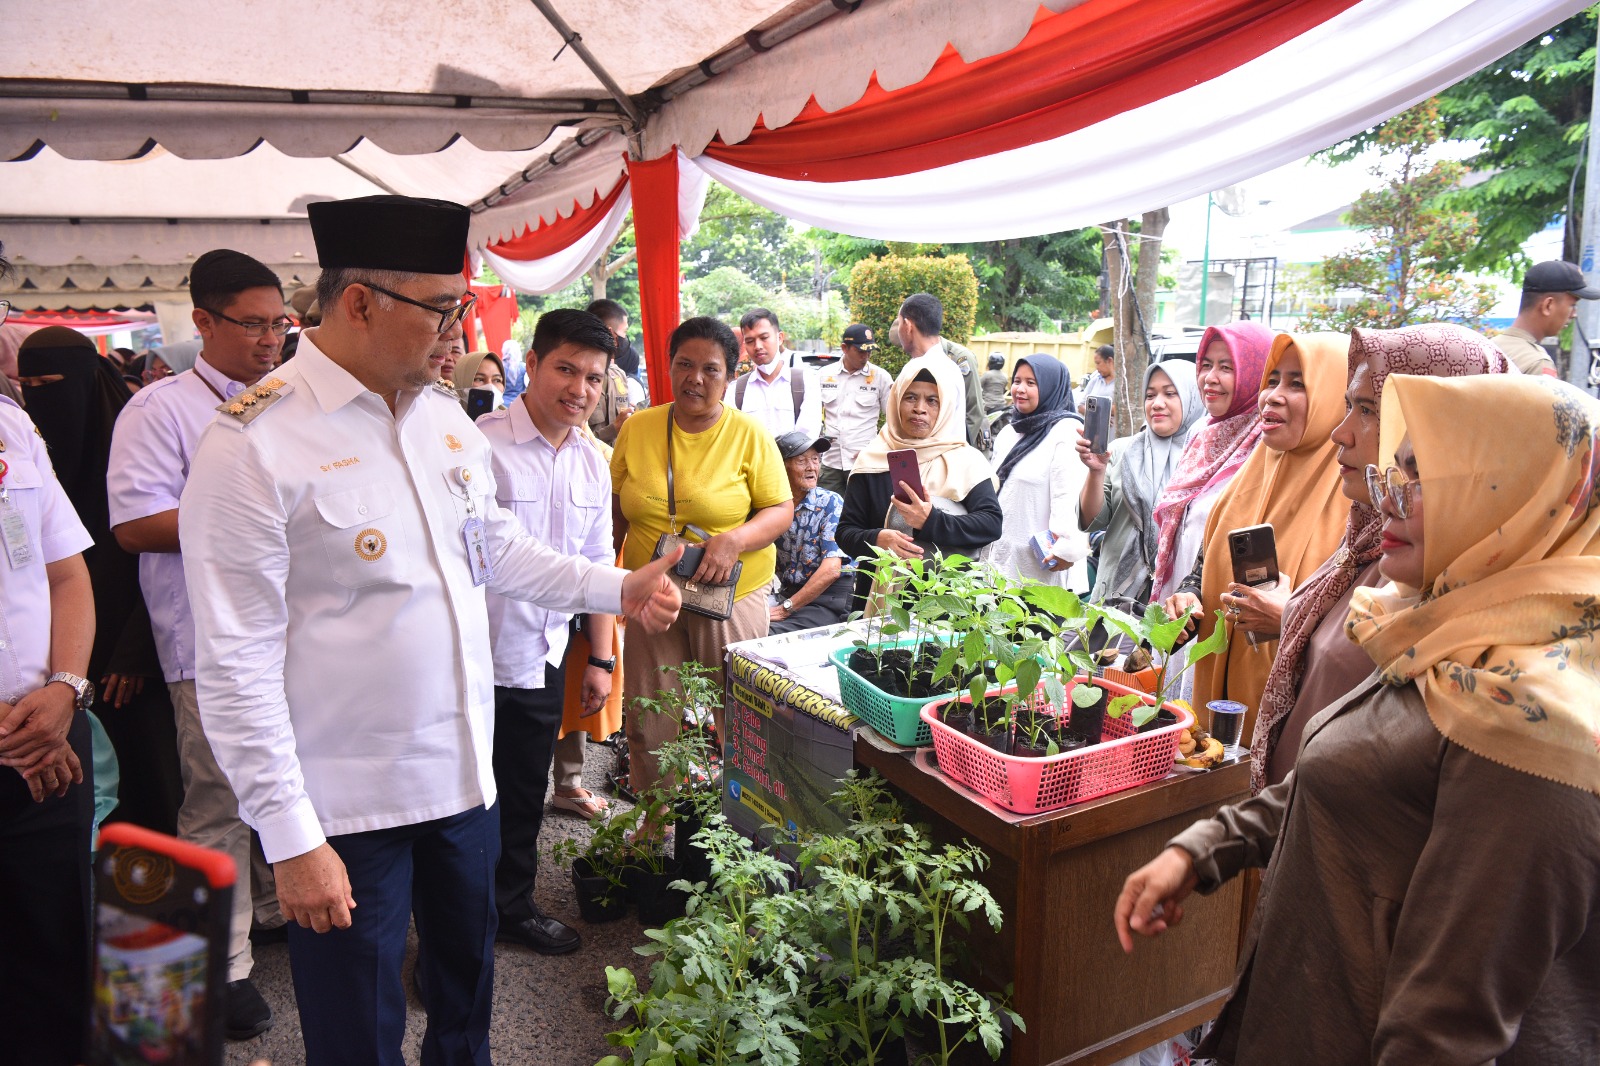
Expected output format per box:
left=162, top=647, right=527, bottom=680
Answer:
left=981, top=419, right=1090, bottom=591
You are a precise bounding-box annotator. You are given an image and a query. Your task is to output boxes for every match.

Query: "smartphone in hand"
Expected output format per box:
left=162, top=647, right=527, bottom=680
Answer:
left=464, top=387, right=496, bottom=422
left=888, top=448, right=925, bottom=504
left=1083, top=397, right=1110, bottom=453
left=1229, top=524, right=1280, bottom=588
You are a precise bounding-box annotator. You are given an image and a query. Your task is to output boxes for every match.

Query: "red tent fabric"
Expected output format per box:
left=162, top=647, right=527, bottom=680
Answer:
left=485, top=177, right=629, bottom=262
left=701, top=0, right=1361, bottom=182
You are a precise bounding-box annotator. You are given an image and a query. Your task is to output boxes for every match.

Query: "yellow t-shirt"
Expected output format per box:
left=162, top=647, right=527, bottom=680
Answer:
left=611, top=404, right=789, bottom=600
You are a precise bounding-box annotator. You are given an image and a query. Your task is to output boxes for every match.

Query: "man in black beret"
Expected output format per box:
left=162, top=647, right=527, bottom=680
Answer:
left=179, top=195, right=684, bottom=1064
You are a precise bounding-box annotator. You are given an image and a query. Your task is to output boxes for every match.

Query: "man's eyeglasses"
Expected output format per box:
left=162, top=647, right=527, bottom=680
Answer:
left=1366, top=464, right=1421, bottom=519
left=0, top=300, right=11, bottom=321
left=203, top=308, right=294, bottom=338
left=364, top=284, right=476, bottom=335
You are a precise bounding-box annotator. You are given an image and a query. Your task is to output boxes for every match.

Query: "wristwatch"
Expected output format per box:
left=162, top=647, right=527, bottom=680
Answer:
left=781, top=598, right=795, bottom=612
left=47, top=671, right=94, bottom=711
left=587, top=655, right=616, bottom=673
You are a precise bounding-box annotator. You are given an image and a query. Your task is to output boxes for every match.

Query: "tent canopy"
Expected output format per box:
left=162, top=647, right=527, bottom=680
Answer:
left=1, top=0, right=1584, bottom=391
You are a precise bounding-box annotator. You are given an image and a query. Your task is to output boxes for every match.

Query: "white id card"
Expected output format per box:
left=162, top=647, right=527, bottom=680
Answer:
left=462, top=515, right=492, bottom=587
left=1, top=502, right=33, bottom=569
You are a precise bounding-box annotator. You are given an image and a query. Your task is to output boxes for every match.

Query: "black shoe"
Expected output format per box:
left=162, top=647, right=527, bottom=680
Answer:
left=495, top=907, right=581, bottom=955
left=249, top=921, right=289, bottom=946
left=223, top=977, right=273, bottom=1040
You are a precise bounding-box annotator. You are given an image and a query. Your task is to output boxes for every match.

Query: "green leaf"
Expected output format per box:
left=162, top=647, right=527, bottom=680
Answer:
left=1105, top=693, right=1144, bottom=719
left=1013, top=657, right=1042, bottom=701
left=1018, top=583, right=1083, bottom=619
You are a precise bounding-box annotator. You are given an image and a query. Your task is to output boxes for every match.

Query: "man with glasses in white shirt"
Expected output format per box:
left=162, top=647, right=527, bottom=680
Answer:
left=179, top=196, right=684, bottom=1065
left=106, top=247, right=290, bottom=1040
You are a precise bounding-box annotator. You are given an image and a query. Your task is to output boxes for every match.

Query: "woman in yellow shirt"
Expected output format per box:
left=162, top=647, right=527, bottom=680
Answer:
left=611, top=316, right=793, bottom=795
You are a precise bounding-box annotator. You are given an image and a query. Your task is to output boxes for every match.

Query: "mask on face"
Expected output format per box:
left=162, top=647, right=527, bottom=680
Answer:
left=488, top=386, right=505, bottom=409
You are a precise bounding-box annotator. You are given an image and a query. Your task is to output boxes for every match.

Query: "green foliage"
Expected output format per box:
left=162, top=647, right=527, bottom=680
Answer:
left=948, top=231, right=1103, bottom=333
left=816, top=230, right=1102, bottom=334
left=1299, top=100, right=1498, bottom=332
left=683, top=266, right=848, bottom=344
left=684, top=184, right=819, bottom=296
left=1318, top=10, right=1595, bottom=272
left=847, top=254, right=979, bottom=378
left=598, top=774, right=1021, bottom=1066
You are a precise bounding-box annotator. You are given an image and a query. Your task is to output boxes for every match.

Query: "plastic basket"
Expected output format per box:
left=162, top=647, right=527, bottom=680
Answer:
left=830, top=639, right=957, bottom=747
left=922, top=676, right=1192, bottom=815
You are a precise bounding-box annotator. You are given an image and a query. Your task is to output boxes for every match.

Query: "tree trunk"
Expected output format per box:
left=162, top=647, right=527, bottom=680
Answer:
left=1102, top=220, right=1141, bottom=438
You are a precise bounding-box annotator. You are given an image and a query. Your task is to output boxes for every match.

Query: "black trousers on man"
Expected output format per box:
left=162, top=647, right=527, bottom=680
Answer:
left=0, top=709, right=93, bottom=1066
left=770, top=571, right=856, bottom=635
left=492, top=662, right=566, bottom=922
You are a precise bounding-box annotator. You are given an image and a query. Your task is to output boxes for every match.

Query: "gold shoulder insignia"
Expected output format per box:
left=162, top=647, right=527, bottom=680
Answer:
left=432, top=379, right=462, bottom=399
left=217, top=378, right=290, bottom=425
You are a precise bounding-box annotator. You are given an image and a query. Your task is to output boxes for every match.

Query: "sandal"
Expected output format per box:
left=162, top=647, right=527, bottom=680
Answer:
left=551, top=788, right=609, bottom=820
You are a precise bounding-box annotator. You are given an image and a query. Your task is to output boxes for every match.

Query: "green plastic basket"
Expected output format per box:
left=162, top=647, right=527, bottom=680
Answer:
left=830, top=640, right=955, bottom=747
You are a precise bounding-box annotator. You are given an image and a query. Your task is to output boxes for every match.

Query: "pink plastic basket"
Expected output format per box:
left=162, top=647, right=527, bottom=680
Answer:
left=922, top=676, right=1192, bottom=815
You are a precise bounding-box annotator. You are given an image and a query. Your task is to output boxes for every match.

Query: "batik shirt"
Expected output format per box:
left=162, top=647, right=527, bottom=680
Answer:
left=775, top=486, right=849, bottom=589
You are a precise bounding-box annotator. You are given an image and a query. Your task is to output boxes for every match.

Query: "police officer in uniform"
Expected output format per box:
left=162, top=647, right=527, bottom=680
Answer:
left=179, top=195, right=684, bottom=1065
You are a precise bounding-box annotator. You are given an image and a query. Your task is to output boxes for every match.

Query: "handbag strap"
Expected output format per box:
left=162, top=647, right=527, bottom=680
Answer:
left=665, top=404, right=677, bottom=534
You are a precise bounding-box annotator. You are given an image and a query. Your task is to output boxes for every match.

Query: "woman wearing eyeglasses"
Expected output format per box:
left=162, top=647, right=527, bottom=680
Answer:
left=1248, top=325, right=1508, bottom=793
left=1116, top=374, right=1600, bottom=1065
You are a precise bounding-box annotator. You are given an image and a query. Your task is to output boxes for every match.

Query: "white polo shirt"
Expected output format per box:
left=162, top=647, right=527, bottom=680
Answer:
left=179, top=335, right=626, bottom=862
left=0, top=399, right=93, bottom=704
left=107, top=355, right=256, bottom=682
left=479, top=399, right=613, bottom=688
left=735, top=359, right=822, bottom=439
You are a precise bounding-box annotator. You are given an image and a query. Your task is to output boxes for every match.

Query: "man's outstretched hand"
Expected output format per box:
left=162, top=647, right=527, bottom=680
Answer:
left=621, top=546, right=685, bottom=633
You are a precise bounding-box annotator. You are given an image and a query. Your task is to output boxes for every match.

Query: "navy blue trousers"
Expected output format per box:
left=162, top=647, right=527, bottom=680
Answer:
left=286, top=804, right=499, bottom=1066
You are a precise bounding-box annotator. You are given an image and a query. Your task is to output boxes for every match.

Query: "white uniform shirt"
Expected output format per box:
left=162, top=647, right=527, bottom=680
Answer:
left=0, top=399, right=93, bottom=703
left=735, top=360, right=823, bottom=439
left=480, top=400, right=613, bottom=688
left=179, top=336, right=626, bottom=863
left=817, top=361, right=891, bottom=471
left=107, top=356, right=255, bottom=682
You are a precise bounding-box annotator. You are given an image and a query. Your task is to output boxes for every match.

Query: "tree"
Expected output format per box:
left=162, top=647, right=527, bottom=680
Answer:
left=1319, top=9, right=1595, bottom=270
left=1299, top=101, right=1498, bottom=332
left=948, top=231, right=1102, bottom=332
left=682, top=183, right=814, bottom=294
left=1100, top=209, right=1169, bottom=437
left=812, top=229, right=1103, bottom=333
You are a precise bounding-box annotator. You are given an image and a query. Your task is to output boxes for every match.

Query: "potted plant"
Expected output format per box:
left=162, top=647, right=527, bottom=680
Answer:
left=632, top=662, right=723, bottom=888
left=1092, top=601, right=1230, bottom=730
left=551, top=810, right=631, bottom=924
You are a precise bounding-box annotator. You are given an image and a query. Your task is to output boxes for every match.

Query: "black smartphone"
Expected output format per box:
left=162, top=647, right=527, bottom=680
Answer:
left=464, top=386, right=496, bottom=421
left=1083, top=397, right=1110, bottom=453
left=1229, top=523, right=1279, bottom=588
left=88, top=823, right=235, bottom=1066
left=675, top=543, right=706, bottom=578
left=887, top=448, right=925, bottom=503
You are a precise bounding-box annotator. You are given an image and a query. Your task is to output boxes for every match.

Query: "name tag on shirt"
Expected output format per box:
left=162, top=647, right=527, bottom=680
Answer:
left=463, top=515, right=493, bottom=586
left=1, top=502, right=34, bottom=569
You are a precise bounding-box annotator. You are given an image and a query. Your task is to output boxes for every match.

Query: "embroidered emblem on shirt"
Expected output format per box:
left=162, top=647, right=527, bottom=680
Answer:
left=445, top=434, right=464, bottom=452
left=354, top=528, right=388, bottom=561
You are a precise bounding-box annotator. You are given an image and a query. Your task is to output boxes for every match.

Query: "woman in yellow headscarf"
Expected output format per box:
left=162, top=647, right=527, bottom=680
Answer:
left=1116, top=374, right=1600, bottom=1064
left=1163, top=333, right=1351, bottom=726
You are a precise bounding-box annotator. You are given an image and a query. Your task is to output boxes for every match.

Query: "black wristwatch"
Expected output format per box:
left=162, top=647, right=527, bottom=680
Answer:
left=587, top=655, right=616, bottom=673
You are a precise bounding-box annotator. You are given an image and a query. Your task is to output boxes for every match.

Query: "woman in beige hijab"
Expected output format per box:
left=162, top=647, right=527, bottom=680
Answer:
left=837, top=354, right=1001, bottom=594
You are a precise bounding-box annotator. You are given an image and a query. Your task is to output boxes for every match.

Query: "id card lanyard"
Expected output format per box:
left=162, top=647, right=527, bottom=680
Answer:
left=0, top=459, right=34, bottom=570
left=454, top=466, right=493, bottom=587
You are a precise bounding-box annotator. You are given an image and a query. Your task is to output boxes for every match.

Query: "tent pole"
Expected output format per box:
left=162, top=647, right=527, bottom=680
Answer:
left=527, top=0, right=644, bottom=130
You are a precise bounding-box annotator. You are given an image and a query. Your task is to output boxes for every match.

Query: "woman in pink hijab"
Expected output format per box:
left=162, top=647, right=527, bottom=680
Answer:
left=1147, top=321, right=1275, bottom=603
